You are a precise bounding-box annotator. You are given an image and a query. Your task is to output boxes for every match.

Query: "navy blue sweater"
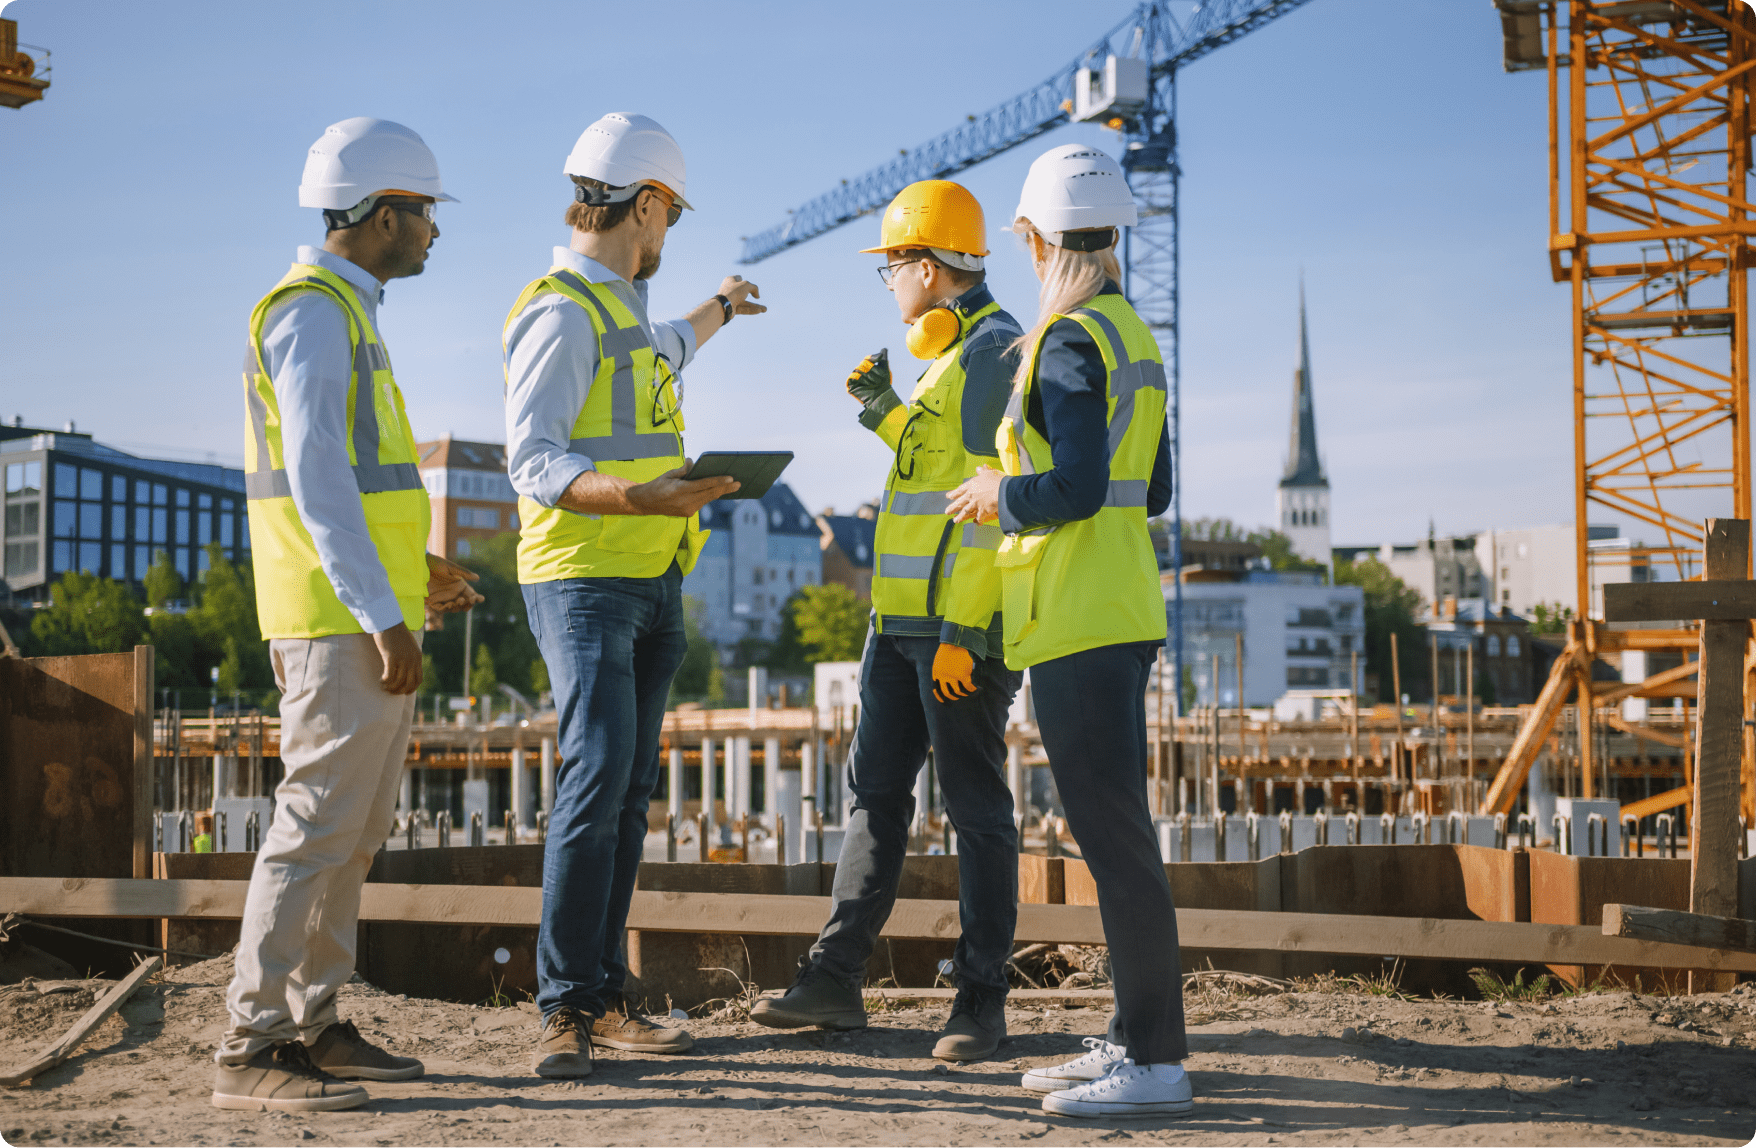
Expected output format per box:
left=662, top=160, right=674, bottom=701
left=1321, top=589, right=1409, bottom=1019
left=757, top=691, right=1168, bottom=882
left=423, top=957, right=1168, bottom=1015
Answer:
left=997, top=284, right=1172, bottom=533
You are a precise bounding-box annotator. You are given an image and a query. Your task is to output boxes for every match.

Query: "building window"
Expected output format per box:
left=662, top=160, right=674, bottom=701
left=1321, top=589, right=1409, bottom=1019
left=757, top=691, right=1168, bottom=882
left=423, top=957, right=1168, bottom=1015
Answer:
left=175, top=488, right=190, bottom=508
left=133, top=547, right=149, bottom=580
left=1507, top=635, right=1521, bottom=657
left=5, top=501, right=40, bottom=538
left=110, top=544, right=126, bottom=579
left=174, top=548, right=189, bottom=579
left=1287, top=666, right=1328, bottom=686
left=198, top=492, right=211, bottom=510
left=4, top=540, right=39, bottom=578
left=1486, top=634, right=1501, bottom=657
left=52, top=539, right=71, bottom=573
left=220, top=512, right=234, bottom=548
left=135, top=480, right=149, bottom=503
left=198, top=511, right=212, bottom=546
left=153, top=484, right=167, bottom=506
left=151, top=507, right=167, bottom=543
left=112, top=475, right=127, bottom=502
left=79, top=541, right=101, bottom=573
left=753, top=568, right=763, bottom=585
left=53, top=464, right=76, bottom=497
left=7, top=461, right=43, bottom=494
left=53, top=500, right=75, bottom=538
left=455, top=537, right=472, bottom=557
left=456, top=507, right=498, bottom=529
left=80, top=469, right=102, bottom=500
left=111, top=505, right=127, bottom=540
left=175, top=509, right=190, bottom=545
left=197, top=548, right=211, bottom=576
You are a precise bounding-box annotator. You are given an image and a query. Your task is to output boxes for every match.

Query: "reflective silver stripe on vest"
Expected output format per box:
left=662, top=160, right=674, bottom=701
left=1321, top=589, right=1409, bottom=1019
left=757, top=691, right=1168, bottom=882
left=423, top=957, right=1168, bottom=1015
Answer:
left=1104, top=480, right=1150, bottom=508
left=1070, top=306, right=1168, bottom=459
left=552, top=270, right=678, bottom=463
left=888, top=489, right=950, bottom=516
left=960, top=522, right=1002, bottom=549
left=878, top=553, right=938, bottom=579
left=243, top=279, right=422, bottom=501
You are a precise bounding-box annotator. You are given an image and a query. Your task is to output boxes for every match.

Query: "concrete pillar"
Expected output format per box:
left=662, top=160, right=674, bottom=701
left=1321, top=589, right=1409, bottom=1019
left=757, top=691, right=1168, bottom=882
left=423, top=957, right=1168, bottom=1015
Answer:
left=776, top=768, right=801, bottom=865
left=510, top=745, right=531, bottom=833
left=913, top=761, right=930, bottom=841
left=764, top=737, right=781, bottom=825
left=799, top=740, right=817, bottom=861
left=748, top=666, right=769, bottom=715
left=668, top=746, right=684, bottom=821
left=539, top=737, right=556, bottom=814
left=701, top=737, right=717, bottom=840
left=733, top=737, right=753, bottom=821
left=1620, top=649, right=1649, bottom=722
left=463, top=768, right=489, bottom=838
left=1007, top=743, right=1025, bottom=824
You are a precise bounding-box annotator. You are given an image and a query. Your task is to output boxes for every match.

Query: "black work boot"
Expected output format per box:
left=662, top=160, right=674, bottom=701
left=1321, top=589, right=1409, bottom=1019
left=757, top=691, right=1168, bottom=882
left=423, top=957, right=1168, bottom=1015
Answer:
left=932, top=982, right=1007, bottom=1061
left=750, top=956, right=868, bottom=1030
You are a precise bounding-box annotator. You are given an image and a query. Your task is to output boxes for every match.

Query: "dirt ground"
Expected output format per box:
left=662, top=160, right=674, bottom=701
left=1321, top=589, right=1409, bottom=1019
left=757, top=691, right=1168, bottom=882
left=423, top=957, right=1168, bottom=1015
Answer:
left=1, top=951, right=1753, bottom=1148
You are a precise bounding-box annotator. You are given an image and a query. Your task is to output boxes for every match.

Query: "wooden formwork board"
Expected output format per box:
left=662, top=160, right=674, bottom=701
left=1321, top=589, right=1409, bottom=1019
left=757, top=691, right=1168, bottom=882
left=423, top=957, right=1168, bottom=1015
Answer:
left=4, top=877, right=1754, bottom=973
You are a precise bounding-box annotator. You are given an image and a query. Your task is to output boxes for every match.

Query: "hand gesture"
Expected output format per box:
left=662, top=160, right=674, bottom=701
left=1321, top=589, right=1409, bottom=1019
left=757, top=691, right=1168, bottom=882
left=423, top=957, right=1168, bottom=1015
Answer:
left=720, top=275, right=766, bottom=317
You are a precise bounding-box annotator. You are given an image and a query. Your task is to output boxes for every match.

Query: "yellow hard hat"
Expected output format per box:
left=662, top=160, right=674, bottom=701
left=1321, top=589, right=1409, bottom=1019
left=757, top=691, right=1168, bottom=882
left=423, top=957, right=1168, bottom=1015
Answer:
left=858, top=180, right=988, bottom=257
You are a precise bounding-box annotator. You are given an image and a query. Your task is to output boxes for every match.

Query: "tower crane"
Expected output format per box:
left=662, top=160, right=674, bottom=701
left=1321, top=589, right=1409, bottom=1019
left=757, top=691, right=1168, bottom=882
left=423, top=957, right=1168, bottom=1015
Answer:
left=738, top=0, right=1316, bottom=721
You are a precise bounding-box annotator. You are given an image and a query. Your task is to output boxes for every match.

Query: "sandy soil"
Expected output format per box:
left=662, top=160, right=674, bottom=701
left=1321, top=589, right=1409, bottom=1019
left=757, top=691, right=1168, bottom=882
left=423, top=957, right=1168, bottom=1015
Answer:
left=1, top=953, right=1753, bottom=1148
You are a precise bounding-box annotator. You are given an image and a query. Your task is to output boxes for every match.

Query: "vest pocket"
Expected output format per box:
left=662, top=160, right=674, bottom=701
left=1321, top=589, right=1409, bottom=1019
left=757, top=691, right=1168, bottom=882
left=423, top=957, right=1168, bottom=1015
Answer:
left=994, top=532, right=1050, bottom=646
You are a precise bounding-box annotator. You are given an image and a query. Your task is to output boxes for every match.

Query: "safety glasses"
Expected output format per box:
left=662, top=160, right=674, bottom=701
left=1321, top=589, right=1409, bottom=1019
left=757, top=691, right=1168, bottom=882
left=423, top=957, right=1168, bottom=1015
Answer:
left=382, top=199, right=437, bottom=224
left=877, top=258, right=927, bottom=286
left=644, top=186, right=683, bottom=228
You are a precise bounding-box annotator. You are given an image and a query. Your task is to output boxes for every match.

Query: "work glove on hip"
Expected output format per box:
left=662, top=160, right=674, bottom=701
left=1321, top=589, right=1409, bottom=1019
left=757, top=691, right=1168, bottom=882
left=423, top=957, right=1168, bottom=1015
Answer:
left=931, top=642, right=979, bottom=704
left=847, top=348, right=903, bottom=431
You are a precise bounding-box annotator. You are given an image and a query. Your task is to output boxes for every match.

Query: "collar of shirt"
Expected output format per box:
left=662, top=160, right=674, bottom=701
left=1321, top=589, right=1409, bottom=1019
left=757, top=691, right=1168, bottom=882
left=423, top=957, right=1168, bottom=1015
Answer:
left=295, top=245, right=386, bottom=311
left=551, top=246, right=653, bottom=323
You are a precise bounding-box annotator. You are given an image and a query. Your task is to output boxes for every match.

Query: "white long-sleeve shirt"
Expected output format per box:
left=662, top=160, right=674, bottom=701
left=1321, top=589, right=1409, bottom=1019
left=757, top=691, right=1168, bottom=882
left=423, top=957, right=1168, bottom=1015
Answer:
left=503, top=248, right=698, bottom=508
left=257, top=246, right=405, bottom=634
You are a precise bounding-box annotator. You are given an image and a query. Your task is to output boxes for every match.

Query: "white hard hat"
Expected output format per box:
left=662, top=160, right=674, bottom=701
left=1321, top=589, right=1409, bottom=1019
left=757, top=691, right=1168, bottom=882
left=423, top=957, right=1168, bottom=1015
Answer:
left=564, top=113, right=693, bottom=210
left=298, top=117, right=458, bottom=210
left=1013, top=144, right=1137, bottom=248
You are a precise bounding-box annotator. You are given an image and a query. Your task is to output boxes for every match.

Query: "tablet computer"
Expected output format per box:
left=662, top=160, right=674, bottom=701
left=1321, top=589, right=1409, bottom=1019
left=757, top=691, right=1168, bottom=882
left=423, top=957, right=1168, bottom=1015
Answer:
left=684, top=451, right=794, bottom=500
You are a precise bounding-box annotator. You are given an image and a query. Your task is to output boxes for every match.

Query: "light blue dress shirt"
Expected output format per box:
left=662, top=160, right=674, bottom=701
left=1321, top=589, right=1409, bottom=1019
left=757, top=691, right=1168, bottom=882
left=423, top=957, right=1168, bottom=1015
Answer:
left=257, top=246, right=407, bottom=634
left=503, top=248, right=698, bottom=509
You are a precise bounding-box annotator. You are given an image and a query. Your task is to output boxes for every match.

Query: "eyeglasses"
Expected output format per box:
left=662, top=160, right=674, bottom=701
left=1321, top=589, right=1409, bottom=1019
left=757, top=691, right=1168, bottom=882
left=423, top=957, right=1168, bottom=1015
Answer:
left=382, top=199, right=436, bottom=224
left=643, top=186, right=682, bottom=228
left=877, top=258, right=926, bottom=286
left=651, top=353, right=682, bottom=428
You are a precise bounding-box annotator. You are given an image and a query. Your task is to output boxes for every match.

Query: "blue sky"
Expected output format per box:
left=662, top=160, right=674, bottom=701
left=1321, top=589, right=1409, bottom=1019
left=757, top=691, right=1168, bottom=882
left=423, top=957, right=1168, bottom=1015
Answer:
left=2, top=0, right=1579, bottom=548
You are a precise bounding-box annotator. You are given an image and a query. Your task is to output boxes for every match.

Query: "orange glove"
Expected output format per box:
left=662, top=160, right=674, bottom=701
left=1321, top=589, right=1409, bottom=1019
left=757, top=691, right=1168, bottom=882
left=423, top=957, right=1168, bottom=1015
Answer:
left=931, top=643, right=978, bottom=704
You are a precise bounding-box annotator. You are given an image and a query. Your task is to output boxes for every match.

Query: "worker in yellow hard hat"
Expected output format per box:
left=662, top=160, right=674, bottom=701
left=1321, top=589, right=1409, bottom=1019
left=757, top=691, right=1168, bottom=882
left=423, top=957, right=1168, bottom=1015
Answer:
left=751, top=180, right=1023, bottom=1063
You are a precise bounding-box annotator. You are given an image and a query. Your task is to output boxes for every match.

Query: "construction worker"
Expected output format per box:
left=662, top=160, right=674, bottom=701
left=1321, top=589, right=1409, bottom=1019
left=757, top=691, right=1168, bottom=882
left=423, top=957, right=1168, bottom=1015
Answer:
left=749, top=181, right=1024, bottom=1062
left=214, top=118, right=483, bottom=1113
left=946, top=144, right=1188, bottom=1118
left=504, top=112, right=765, bottom=1078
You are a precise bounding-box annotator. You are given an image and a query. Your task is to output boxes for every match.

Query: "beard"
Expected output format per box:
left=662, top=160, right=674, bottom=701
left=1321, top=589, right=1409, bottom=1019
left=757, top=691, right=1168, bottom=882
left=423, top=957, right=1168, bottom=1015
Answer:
left=634, top=238, right=663, bottom=281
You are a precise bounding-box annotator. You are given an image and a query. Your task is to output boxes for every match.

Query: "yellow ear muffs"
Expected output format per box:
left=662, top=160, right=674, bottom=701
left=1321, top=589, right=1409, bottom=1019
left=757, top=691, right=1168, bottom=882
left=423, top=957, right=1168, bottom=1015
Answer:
left=906, top=306, right=961, bottom=360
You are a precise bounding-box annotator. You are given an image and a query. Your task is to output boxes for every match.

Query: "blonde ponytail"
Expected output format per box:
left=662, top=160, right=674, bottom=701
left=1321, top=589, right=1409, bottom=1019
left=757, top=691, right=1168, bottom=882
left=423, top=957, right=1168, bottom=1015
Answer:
left=1009, top=219, right=1123, bottom=394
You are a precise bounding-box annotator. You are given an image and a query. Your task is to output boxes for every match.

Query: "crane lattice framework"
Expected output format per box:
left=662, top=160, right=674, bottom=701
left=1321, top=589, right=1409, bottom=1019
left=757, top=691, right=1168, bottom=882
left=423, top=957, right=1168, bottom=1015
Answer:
left=739, top=0, right=1316, bottom=720
left=1485, top=0, right=1756, bottom=829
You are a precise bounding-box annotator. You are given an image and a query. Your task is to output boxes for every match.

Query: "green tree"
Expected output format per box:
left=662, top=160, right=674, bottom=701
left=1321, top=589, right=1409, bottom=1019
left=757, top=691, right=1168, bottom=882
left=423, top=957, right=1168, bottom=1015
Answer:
left=143, top=549, right=183, bottom=608
left=188, top=544, right=270, bottom=692
left=147, top=611, right=201, bottom=687
left=530, top=655, right=550, bottom=696
left=424, top=533, right=540, bottom=709
left=29, top=571, right=144, bottom=655
left=1334, top=556, right=1428, bottom=703
left=790, top=583, right=868, bottom=663
left=670, top=595, right=717, bottom=700
left=470, top=642, right=498, bottom=698
left=1247, top=528, right=1326, bottom=576
left=215, top=636, right=244, bottom=695
left=420, top=652, right=441, bottom=697
left=1529, top=601, right=1574, bottom=635
left=1475, top=669, right=1498, bottom=707
left=1182, top=517, right=1247, bottom=541
left=765, top=589, right=812, bottom=674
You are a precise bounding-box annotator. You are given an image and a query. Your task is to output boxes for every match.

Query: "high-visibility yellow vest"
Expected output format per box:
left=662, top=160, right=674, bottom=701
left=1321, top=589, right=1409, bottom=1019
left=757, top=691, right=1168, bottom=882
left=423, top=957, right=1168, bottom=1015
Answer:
left=504, top=268, right=706, bottom=584
left=243, top=263, right=430, bottom=640
left=869, top=297, right=1019, bottom=649
left=993, top=291, right=1168, bottom=669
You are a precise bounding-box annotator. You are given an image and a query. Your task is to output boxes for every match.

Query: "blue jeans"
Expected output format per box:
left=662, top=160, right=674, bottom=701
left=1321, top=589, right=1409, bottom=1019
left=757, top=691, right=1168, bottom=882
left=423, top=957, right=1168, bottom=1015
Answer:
left=523, top=565, right=688, bottom=1018
left=809, top=623, right=1023, bottom=992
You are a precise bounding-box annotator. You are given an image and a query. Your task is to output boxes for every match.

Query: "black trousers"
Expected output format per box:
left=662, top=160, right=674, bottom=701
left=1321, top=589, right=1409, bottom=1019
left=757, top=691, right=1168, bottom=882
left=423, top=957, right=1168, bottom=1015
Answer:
left=1032, top=640, right=1188, bottom=1064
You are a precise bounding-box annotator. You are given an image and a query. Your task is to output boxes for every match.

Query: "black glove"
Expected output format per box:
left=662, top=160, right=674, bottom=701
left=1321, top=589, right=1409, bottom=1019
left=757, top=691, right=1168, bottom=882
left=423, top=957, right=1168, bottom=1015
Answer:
left=846, top=348, right=902, bottom=430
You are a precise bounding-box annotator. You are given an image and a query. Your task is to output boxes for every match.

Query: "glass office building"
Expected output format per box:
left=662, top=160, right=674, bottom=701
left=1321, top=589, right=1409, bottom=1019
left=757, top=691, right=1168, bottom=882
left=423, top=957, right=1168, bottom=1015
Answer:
left=2, top=423, right=247, bottom=604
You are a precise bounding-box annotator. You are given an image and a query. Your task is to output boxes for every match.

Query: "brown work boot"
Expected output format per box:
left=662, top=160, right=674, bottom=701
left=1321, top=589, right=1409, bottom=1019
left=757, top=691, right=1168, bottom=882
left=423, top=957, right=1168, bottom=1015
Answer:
left=307, top=1019, right=423, bottom=1081
left=532, top=1007, right=594, bottom=1078
left=211, top=1041, right=369, bottom=1112
left=591, top=1001, right=694, bottom=1053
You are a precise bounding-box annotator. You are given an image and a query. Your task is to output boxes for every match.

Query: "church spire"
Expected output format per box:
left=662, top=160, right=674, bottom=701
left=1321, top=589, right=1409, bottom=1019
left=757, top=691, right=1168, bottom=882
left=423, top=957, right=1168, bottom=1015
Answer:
left=1280, top=278, right=1327, bottom=489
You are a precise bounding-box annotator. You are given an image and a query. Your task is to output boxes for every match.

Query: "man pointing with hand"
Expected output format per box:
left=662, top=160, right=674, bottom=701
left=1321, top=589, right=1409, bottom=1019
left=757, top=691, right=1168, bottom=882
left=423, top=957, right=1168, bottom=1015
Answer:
left=750, top=181, right=1022, bottom=1064
left=502, top=113, right=765, bottom=1078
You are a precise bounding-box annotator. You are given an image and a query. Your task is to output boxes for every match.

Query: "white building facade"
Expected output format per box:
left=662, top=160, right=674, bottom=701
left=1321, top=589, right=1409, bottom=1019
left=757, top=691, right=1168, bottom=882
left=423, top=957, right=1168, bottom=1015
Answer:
left=1171, top=572, right=1365, bottom=708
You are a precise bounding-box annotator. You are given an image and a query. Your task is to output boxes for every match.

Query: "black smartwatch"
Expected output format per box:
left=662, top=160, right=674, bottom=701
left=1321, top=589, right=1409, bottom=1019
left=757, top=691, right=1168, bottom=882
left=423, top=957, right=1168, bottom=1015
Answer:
left=713, top=294, right=734, bottom=325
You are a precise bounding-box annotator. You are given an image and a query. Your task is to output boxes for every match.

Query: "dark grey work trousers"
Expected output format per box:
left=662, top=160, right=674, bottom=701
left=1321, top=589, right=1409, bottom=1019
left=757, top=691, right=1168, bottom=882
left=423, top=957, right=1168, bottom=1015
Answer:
left=810, top=627, right=1023, bottom=992
left=1031, top=640, right=1188, bottom=1064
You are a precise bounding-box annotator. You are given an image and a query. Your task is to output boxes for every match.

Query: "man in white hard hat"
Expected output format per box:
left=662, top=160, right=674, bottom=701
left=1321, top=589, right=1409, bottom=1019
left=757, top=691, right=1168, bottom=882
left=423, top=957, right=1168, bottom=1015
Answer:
left=502, top=112, right=765, bottom=1078
left=213, top=117, right=483, bottom=1113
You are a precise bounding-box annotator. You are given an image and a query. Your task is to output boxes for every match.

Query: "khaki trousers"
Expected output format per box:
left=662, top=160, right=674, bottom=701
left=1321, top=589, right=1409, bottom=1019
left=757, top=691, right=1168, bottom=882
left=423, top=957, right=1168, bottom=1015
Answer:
left=217, top=631, right=416, bottom=1063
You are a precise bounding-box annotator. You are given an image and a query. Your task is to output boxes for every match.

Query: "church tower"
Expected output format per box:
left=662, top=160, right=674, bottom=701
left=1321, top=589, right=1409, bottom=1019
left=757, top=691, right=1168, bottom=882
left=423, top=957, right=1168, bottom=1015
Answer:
left=1276, top=283, right=1331, bottom=568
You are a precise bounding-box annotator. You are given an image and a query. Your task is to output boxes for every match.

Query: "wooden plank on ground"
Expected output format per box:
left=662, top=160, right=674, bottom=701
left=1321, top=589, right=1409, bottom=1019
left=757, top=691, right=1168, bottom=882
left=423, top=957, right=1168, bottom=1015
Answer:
left=1603, top=903, right=1756, bottom=955
left=0, top=955, right=162, bottom=1087
left=5, top=878, right=1756, bottom=972
left=1603, top=579, right=1756, bottom=623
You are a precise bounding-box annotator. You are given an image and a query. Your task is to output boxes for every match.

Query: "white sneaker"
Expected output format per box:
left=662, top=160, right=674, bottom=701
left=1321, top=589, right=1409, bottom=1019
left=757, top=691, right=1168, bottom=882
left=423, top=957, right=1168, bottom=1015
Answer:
left=1042, top=1060, right=1194, bottom=1118
left=1020, top=1037, right=1127, bottom=1093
